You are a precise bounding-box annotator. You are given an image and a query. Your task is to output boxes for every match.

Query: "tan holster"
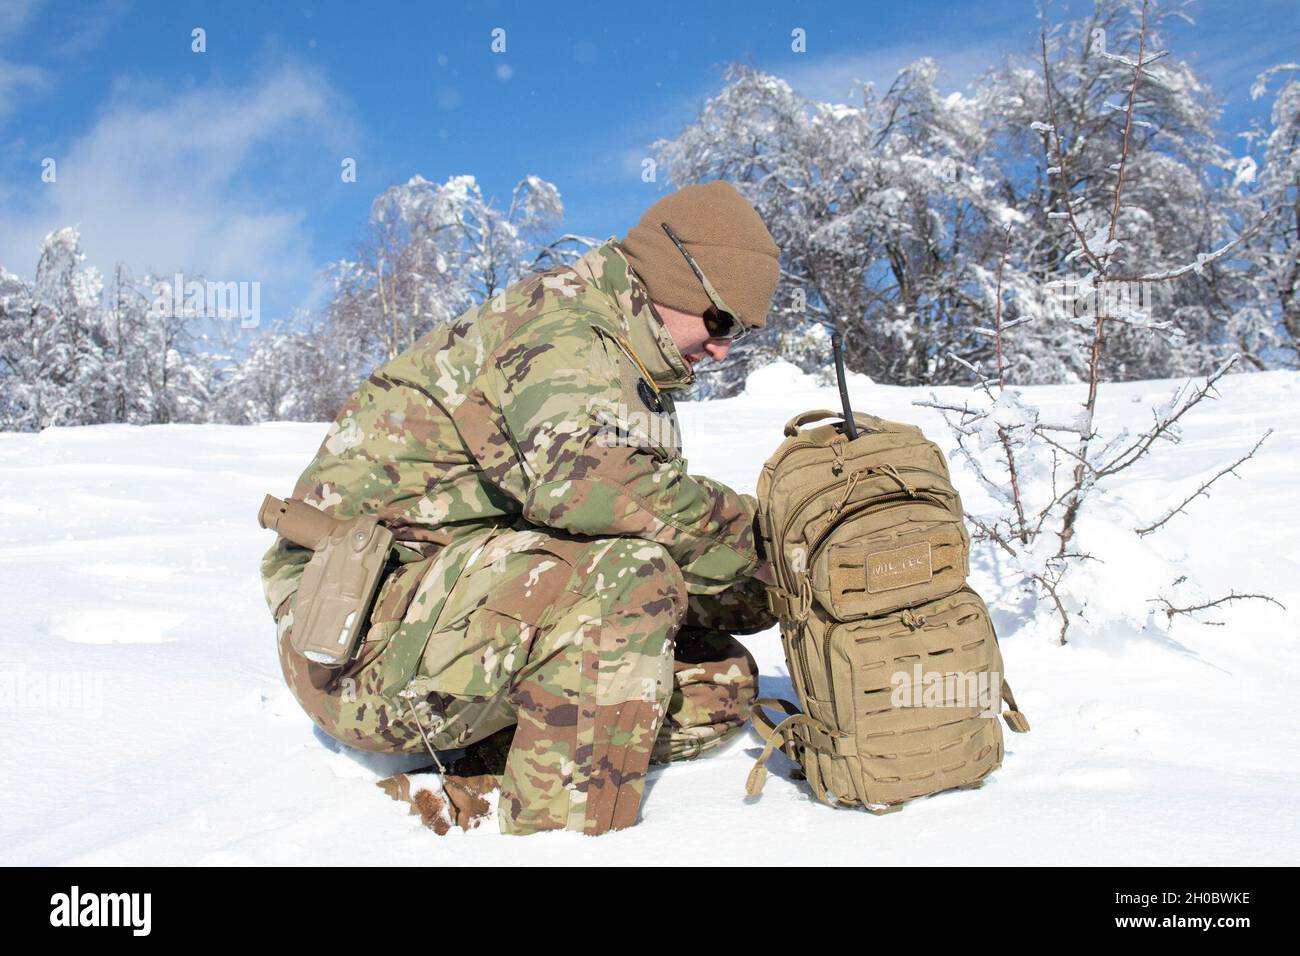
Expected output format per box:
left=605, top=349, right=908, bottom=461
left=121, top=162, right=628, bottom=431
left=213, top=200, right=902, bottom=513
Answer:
left=259, top=495, right=394, bottom=667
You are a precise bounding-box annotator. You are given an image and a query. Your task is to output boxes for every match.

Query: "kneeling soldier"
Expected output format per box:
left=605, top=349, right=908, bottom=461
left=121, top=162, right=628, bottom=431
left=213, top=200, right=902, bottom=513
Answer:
left=259, top=181, right=781, bottom=835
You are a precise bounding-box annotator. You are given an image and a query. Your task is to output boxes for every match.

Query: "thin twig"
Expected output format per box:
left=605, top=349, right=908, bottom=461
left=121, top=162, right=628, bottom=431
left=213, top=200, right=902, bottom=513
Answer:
left=1097, top=355, right=1240, bottom=477
left=1150, top=590, right=1287, bottom=623
left=1135, top=429, right=1272, bottom=535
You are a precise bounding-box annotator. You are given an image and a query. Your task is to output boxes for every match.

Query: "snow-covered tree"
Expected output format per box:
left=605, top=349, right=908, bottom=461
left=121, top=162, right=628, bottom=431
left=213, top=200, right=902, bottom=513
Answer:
left=327, top=173, right=565, bottom=373
left=0, top=228, right=107, bottom=430
left=210, top=315, right=349, bottom=424
left=651, top=0, right=1289, bottom=397
left=1241, top=64, right=1300, bottom=366
left=656, top=61, right=1030, bottom=393
left=987, top=0, right=1271, bottom=381
left=918, top=0, right=1278, bottom=643
left=101, top=265, right=214, bottom=425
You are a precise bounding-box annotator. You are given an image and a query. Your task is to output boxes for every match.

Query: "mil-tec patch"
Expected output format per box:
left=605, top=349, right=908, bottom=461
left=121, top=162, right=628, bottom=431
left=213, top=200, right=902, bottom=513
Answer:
left=865, top=541, right=933, bottom=593
left=636, top=378, right=663, bottom=413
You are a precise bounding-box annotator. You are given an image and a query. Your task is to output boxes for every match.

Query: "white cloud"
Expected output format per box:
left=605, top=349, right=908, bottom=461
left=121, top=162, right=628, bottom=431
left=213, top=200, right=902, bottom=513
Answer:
left=0, top=63, right=356, bottom=310
left=0, top=0, right=43, bottom=39
left=0, top=58, right=46, bottom=119
left=0, top=0, right=49, bottom=121
left=54, top=0, right=131, bottom=59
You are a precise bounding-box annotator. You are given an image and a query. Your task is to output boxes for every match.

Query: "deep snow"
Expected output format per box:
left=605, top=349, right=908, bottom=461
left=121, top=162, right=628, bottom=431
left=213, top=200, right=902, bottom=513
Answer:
left=1, top=364, right=1296, bottom=865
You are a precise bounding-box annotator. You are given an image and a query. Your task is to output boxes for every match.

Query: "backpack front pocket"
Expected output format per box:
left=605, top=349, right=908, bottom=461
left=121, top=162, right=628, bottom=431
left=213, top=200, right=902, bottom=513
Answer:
left=811, top=501, right=968, bottom=619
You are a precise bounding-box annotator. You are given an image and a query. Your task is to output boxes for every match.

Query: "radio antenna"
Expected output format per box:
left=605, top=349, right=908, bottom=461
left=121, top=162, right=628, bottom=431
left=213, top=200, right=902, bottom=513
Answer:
left=832, top=328, right=858, bottom=440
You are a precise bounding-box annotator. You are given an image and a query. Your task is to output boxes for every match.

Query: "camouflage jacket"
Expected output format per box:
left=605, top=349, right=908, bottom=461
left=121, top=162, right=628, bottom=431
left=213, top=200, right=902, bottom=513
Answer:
left=260, top=239, right=763, bottom=620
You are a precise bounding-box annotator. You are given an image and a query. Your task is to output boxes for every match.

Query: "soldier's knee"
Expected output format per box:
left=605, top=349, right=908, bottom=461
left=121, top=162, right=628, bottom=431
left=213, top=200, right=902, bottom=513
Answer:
left=275, top=603, right=430, bottom=755
left=569, top=537, right=688, bottom=627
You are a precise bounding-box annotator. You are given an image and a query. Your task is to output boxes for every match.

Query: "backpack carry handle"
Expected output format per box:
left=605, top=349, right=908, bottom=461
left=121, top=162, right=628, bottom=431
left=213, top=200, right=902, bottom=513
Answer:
left=782, top=408, right=882, bottom=439
left=783, top=409, right=844, bottom=436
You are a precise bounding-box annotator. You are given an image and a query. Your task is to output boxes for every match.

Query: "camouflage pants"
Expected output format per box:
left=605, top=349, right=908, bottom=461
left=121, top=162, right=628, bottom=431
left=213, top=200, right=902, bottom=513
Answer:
left=275, top=526, right=775, bottom=836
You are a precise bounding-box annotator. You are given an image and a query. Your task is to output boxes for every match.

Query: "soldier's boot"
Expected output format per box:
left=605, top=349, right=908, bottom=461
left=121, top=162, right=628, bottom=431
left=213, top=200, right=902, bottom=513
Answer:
left=650, top=572, right=773, bottom=762
left=652, top=626, right=760, bottom=763
left=496, top=536, right=687, bottom=836
left=447, top=723, right=513, bottom=779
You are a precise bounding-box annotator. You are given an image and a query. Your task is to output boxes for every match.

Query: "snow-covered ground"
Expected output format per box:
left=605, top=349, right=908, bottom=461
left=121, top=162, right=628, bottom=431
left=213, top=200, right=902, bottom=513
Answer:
left=2, top=365, right=1297, bottom=865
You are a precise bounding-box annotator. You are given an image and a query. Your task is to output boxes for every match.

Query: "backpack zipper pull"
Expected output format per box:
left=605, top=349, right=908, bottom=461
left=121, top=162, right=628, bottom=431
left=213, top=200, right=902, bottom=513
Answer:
left=878, top=462, right=916, bottom=497
left=830, top=437, right=847, bottom=475
left=829, top=467, right=870, bottom=519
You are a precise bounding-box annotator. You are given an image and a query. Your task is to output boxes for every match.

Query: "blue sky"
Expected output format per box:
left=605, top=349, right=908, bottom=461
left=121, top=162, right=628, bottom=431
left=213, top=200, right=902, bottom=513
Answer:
left=1, top=0, right=1295, bottom=329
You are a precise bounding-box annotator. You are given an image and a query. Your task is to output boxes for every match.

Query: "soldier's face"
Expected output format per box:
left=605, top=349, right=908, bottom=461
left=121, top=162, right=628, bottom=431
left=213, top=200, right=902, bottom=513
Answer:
left=654, top=301, right=734, bottom=368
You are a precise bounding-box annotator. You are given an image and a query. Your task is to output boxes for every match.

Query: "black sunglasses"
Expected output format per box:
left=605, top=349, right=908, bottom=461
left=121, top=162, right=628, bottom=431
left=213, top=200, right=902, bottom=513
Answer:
left=659, top=222, right=750, bottom=342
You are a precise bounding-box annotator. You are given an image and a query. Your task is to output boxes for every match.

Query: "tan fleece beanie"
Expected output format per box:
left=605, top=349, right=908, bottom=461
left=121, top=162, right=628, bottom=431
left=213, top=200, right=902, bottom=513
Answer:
left=619, top=181, right=780, bottom=330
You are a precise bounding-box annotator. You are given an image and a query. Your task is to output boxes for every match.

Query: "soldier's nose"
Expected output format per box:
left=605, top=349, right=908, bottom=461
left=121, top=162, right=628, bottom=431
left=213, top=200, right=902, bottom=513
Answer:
left=704, top=339, right=731, bottom=361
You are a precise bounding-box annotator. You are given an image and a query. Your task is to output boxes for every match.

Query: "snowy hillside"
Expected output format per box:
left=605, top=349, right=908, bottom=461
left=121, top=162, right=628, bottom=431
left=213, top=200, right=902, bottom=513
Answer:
left=1, top=365, right=1297, bottom=865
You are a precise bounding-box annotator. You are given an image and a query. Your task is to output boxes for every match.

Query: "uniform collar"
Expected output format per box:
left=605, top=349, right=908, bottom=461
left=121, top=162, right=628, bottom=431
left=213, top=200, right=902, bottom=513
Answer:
left=569, top=238, right=696, bottom=391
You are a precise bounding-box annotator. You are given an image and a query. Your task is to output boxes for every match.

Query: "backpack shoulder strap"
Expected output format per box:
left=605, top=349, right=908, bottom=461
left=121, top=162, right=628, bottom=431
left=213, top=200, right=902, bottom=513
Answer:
left=746, top=704, right=812, bottom=797
left=750, top=696, right=803, bottom=743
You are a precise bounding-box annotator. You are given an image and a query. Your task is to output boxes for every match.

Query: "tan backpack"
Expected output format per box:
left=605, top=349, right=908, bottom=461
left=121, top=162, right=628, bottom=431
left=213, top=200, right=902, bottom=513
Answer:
left=748, top=406, right=1030, bottom=813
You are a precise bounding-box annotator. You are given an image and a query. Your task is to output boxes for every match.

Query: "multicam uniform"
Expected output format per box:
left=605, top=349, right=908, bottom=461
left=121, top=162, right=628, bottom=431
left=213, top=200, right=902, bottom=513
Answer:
left=260, top=239, right=775, bottom=835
